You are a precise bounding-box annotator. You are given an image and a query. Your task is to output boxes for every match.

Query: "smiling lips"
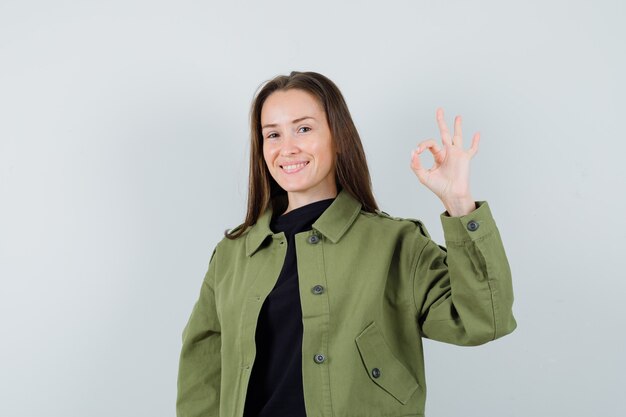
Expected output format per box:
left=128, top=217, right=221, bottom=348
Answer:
left=280, top=161, right=309, bottom=174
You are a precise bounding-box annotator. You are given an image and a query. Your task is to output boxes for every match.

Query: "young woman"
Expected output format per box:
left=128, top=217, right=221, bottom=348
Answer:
left=176, top=71, right=516, bottom=417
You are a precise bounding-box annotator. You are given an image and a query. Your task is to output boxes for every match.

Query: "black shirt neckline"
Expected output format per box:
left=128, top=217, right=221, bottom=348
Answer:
left=275, top=197, right=335, bottom=220
left=271, top=197, right=335, bottom=234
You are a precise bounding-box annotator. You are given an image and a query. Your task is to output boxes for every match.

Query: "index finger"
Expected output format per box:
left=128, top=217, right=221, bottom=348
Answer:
left=436, top=107, right=452, bottom=146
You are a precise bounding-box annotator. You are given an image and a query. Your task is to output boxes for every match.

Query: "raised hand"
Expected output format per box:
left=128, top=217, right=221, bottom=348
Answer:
left=410, top=108, right=480, bottom=216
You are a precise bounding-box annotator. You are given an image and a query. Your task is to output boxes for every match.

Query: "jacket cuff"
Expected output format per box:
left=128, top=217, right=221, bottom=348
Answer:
left=440, top=201, right=495, bottom=243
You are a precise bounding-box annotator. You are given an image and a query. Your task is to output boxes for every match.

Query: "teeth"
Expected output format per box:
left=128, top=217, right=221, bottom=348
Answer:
left=282, top=162, right=308, bottom=171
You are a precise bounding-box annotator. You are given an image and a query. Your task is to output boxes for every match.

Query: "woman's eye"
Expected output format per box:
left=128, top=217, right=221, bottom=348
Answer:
left=267, top=133, right=278, bottom=139
left=298, top=126, right=311, bottom=133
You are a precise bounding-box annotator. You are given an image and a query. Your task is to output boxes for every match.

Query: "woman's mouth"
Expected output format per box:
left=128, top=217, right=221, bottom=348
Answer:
left=280, top=161, right=309, bottom=174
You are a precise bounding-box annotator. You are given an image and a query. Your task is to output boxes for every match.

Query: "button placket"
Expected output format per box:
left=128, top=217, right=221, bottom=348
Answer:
left=295, top=228, right=332, bottom=410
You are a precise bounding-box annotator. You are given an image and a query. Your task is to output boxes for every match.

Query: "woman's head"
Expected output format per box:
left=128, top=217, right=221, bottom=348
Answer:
left=261, top=88, right=338, bottom=213
left=225, top=70, right=378, bottom=239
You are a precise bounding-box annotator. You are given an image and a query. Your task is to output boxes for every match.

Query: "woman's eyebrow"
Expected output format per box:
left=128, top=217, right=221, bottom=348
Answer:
left=262, top=116, right=316, bottom=129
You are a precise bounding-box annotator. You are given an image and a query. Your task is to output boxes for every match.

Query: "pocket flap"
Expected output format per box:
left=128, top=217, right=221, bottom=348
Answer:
left=355, top=321, right=419, bottom=405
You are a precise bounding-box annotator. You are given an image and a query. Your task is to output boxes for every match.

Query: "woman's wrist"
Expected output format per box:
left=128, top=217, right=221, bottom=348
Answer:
left=442, top=195, right=476, bottom=217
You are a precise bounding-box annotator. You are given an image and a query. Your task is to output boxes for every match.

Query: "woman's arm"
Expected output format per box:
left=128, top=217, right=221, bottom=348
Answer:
left=176, top=248, right=221, bottom=417
left=409, top=108, right=516, bottom=345
left=412, top=201, right=516, bottom=345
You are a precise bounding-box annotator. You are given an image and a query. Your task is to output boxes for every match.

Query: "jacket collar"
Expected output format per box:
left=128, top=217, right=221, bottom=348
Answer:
left=245, top=188, right=363, bottom=257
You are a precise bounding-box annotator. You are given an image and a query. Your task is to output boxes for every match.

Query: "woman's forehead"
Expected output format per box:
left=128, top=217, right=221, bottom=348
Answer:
left=261, top=89, right=325, bottom=124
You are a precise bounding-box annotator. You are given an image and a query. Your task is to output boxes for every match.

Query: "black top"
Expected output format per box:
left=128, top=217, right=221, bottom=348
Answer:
left=243, top=197, right=335, bottom=417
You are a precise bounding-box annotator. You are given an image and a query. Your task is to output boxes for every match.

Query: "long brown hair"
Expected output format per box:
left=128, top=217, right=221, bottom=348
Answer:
left=225, top=71, right=378, bottom=239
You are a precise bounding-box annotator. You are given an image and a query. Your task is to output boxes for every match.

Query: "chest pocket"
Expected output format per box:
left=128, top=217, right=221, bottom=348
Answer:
left=355, top=321, right=419, bottom=405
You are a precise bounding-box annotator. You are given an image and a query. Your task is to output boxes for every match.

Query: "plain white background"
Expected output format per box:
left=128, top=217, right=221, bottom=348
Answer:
left=1, top=1, right=625, bottom=416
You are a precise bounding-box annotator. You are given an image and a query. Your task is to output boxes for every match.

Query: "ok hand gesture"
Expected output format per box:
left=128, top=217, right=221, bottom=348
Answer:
left=410, top=108, right=480, bottom=217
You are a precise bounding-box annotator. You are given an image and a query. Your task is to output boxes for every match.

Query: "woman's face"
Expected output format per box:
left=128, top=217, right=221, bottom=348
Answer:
left=261, top=88, right=337, bottom=212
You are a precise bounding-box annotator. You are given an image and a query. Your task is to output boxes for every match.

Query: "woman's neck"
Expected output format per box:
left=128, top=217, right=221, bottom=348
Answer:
left=284, top=188, right=338, bottom=214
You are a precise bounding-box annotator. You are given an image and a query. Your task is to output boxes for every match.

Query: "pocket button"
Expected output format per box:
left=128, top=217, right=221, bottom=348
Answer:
left=371, top=367, right=381, bottom=378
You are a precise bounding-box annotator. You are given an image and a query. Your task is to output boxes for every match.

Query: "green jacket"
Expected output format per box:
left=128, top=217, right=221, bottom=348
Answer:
left=176, top=188, right=516, bottom=417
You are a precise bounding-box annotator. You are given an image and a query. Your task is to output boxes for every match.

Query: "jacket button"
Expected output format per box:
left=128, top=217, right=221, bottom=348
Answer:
left=313, top=353, right=326, bottom=364
left=467, top=220, right=479, bottom=231
left=371, top=368, right=381, bottom=378
left=307, top=234, right=320, bottom=244
left=312, top=285, right=324, bottom=295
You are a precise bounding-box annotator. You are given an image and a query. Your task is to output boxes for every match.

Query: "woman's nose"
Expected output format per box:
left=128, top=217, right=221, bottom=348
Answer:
left=279, top=134, right=300, bottom=155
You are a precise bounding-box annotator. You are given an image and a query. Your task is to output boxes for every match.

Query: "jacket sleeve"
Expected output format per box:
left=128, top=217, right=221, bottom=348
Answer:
left=176, top=247, right=221, bottom=417
left=412, top=201, right=517, bottom=346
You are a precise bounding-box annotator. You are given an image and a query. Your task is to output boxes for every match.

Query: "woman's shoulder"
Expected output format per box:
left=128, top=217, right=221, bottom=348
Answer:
left=225, top=222, right=248, bottom=236
left=357, top=208, right=431, bottom=240
left=214, top=218, right=265, bottom=252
